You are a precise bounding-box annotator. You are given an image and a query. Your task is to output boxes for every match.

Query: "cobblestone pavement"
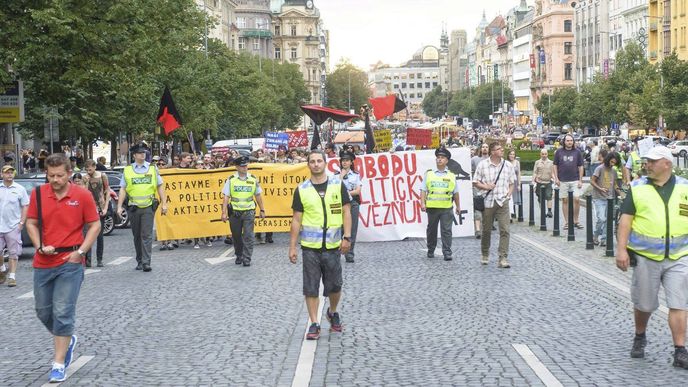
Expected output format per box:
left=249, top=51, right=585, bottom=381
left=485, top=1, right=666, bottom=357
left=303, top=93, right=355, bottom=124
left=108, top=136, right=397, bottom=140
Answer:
left=1, top=210, right=687, bottom=386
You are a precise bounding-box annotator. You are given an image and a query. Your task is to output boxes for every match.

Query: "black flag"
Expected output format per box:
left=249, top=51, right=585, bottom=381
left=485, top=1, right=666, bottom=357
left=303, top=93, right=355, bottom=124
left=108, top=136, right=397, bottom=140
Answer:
left=363, top=106, right=375, bottom=153
left=156, top=86, right=182, bottom=135
left=310, top=123, right=321, bottom=150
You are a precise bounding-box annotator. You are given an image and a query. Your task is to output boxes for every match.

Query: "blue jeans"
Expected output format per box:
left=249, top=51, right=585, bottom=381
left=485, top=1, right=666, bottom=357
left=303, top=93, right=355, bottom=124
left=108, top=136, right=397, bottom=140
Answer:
left=34, top=263, right=84, bottom=336
left=593, top=198, right=608, bottom=241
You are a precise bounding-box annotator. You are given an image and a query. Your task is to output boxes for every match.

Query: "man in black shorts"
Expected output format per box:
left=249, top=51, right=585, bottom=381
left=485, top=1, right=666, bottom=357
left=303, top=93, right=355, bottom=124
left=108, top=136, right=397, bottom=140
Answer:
left=289, top=150, right=352, bottom=340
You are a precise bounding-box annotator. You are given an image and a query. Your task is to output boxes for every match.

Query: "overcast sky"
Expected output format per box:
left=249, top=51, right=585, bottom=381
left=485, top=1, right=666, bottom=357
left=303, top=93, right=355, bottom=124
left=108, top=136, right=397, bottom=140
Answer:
left=316, top=0, right=530, bottom=71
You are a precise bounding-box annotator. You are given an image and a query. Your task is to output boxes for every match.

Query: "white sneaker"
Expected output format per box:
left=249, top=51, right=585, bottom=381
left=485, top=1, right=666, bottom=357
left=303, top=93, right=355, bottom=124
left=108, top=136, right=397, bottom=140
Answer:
left=193, top=244, right=200, bottom=249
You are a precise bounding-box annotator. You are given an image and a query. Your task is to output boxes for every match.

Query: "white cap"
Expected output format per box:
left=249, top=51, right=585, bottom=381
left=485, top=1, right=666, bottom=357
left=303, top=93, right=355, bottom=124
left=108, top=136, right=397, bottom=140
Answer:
left=643, top=146, right=674, bottom=163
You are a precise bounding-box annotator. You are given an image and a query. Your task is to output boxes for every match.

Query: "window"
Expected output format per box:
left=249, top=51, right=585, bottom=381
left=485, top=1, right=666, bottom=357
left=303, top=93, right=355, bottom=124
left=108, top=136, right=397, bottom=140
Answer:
left=290, top=47, right=297, bottom=59
left=409, top=83, right=415, bottom=89
left=564, top=42, right=572, bottom=54
left=291, top=25, right=297, bottom=36
left=564, top=20, right=572, bottom=32
left=401, top=82, right=407, bottom=88
left=409, top=93, right=415, bottom=98
left=237, top=17, right=246, bottom=29
left=432, top=82, right=438, bottom=87
left=275, top=47, right=281, bottom=59
left=417, top=92, right=422, bottom=98
left=274, top=25, right=281, bottom=36
left=238, top=37, right=246, bottom=50
left=409, top=73, right=415, bottom=79
left=417, top=73, right=422, bottom=78
left=393, top=84, right=399, bottom=89
left=417, top=82, right=422, bottom=88
left=425, top=82, right=430, bottom=88
left=256, top=18, right=266, bottom=29
left=253, top=40, right=259, bottom=51
left=564, top=63, right=572, bottom=80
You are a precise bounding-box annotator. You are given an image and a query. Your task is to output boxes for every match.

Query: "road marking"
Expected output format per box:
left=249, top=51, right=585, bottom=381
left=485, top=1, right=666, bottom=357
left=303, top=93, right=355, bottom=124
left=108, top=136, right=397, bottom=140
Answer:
left=512, top=344, right=564, bottom=387
left=41, top=355, right=94, bottom=387
left=514, top=234, right=669, bottom=315
left=291, top=288, right=325, bottom=387
left=17, top=268, right=101, bottom=300
left=204, top=248, right=235, bottom=265
left=107, top=256, right=133, bottom=266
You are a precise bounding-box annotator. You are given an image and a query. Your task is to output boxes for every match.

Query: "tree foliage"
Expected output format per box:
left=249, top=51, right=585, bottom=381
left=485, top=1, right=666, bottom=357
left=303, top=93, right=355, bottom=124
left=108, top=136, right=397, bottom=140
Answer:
left=439, top=82, right=514, bottom=120
left=1, top=0, right=310, bottom=150
left=324, top=61, right=369, bottom=112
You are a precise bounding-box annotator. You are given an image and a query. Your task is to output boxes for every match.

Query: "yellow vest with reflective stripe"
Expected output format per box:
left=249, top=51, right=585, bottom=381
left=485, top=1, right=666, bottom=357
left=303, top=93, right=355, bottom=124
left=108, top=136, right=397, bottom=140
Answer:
left=629, top=151, right=642, bottom=175
left=425, top=170, right=456, bottom=209
left=627, top=176, right=688, bottom=261
left=229, top=175, right=257, bottom=211
left=123, top=165, right=157, bottom=208
left=298, top=177, right=344, bottom=249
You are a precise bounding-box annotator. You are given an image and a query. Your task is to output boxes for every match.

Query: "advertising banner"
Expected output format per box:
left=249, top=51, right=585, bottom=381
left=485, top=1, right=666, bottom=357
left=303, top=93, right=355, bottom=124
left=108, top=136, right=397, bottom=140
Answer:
left=154, top=149, right=474, bottom=242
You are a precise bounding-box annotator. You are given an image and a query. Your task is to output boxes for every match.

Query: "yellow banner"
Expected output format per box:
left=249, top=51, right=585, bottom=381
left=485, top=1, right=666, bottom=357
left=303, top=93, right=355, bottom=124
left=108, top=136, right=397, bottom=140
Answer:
left=155, top=164, right=309, bottom=240
left=373, top=129, right=392, bottom=152
left=431, top=132, right=440, bottom=148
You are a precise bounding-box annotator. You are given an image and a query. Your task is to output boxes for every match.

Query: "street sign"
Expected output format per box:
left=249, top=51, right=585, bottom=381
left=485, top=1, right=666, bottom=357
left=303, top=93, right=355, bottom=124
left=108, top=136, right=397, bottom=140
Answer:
left=0, top=81, right=25, bottom=123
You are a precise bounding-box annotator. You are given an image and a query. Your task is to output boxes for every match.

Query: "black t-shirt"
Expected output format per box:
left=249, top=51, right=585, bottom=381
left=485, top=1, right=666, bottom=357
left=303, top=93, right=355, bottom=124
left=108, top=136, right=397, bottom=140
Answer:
left=292, top=180, right=351, bottom=213
left=620, top=175, right=676, bottom=216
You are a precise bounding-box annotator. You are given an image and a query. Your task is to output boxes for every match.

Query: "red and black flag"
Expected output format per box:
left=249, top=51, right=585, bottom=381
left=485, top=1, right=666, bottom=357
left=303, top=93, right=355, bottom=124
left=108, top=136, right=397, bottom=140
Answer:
left=157, top=86, right=183, bottom=135
left=368, top=95, right=407, bottom=120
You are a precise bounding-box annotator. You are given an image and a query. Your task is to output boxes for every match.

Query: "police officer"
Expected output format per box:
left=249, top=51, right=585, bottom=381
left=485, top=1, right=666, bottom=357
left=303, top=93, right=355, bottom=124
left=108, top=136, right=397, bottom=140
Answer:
left=616, top=146, right=688, bottom=369
left=420, top=147, right=461, bottom=261
left=117, top=143, right=167, bottom=272
left=221, top=156, right=265, bottom=267
left=336, top=149, right=361, bottom=263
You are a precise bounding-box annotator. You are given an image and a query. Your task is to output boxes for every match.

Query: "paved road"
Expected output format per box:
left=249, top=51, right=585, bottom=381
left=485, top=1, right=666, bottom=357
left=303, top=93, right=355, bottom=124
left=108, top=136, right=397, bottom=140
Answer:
left=1, top=215, right=687, bottom=386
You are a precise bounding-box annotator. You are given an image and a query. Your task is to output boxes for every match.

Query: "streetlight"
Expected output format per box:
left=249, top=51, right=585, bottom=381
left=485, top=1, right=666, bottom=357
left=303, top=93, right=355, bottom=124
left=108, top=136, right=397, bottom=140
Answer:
left=348, top=70, right=351, bottom=112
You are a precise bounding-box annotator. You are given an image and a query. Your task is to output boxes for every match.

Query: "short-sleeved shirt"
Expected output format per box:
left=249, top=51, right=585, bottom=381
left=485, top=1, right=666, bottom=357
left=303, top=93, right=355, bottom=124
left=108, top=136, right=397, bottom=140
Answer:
left=553, top=147, right=584, bottom=182
left=592, top=165, right=617, bottom=199
left=221, top=173, right=262, bottom=197
left=0, top=182, right=29, bottom=233
left=419, top=169, right=460, bottom=194
left=27, top=183, right=100, bottom=268
left=337, top=170, right=362, bottom=193
left=119, top=162, right=163, bottom=188
left=473, top=158, right=516, bottom=208
left=620, top=175, right=676, bottom=216
left=533, top=159, right=554, bottom=183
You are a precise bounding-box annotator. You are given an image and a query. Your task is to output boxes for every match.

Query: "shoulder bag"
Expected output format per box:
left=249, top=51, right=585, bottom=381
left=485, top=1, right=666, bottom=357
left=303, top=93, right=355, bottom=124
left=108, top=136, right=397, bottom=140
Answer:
left=473, top=161, right=505, bottom=212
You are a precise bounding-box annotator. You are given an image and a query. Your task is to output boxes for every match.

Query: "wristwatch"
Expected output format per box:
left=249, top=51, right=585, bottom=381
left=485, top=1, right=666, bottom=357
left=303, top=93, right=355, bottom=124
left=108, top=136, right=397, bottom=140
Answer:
left=343, top=236, right=351, bottom=242
left=77, top=249, right=87, bottom=257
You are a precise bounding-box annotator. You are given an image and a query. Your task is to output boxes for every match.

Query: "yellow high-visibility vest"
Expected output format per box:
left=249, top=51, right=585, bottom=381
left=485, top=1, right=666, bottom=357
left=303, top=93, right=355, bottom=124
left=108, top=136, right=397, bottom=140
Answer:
left=229, top=175, right=257, bottom=211
left=425, top=170, right=456, bottom=209
left=298, top=177, right=344, bottom=250
left=123, top=165, right=157, bottom=208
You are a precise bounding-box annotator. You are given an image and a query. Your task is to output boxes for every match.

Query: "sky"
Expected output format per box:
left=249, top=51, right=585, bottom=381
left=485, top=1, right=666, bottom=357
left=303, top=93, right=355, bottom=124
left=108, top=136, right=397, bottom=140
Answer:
left=316, top=0, right=529, bottom=71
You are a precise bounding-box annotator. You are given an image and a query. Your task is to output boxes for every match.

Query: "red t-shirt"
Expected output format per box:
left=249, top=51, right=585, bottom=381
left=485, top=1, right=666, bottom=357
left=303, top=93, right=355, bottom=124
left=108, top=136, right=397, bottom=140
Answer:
left=27, top=183, right=100, bottom=268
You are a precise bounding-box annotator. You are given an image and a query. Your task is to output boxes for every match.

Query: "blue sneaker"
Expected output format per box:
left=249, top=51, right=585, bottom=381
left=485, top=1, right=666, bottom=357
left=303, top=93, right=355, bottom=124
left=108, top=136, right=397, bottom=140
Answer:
left=49, top=366, right=66, bottom=383
left=65, top=335, right=78, bottom=368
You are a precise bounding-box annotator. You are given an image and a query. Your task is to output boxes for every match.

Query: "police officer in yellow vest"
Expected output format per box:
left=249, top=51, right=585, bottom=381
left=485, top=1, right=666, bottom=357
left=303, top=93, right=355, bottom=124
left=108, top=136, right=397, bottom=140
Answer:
left=289, top=150, right=352, bottom=340
left=117, top=143, right=167, bottom=272
left=221, top=156, right=265, bottom=267
left=420, top=147, right=461, bottom=261
left=616, top=146, right=688, bottom=369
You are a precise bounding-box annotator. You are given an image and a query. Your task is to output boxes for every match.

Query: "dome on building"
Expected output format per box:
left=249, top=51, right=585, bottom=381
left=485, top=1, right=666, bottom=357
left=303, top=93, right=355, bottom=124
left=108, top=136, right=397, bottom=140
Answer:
left=412, top=45, right=440, bottom=61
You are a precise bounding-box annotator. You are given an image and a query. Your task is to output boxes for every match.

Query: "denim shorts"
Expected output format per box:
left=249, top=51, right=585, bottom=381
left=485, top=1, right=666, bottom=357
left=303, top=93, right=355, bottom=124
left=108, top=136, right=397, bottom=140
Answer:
left=302, top=248, right=342, bottom=297
left=631, top=255, right=688, bottom=312
left=0, top=227, right=22, bottom=258
left=34, top=262, right=84, bottom=336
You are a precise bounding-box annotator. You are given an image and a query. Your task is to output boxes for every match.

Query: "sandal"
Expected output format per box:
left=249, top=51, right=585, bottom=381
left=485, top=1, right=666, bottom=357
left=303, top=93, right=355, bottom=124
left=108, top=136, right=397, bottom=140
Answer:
left=563, top=224, right=568, bottom=230
left=575, top=223, right=584, bottom=229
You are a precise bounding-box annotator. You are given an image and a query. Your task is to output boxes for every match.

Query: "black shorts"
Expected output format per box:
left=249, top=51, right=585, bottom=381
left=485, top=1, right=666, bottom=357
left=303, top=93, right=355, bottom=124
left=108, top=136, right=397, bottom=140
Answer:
left=302, top=248, right=342, bottom=297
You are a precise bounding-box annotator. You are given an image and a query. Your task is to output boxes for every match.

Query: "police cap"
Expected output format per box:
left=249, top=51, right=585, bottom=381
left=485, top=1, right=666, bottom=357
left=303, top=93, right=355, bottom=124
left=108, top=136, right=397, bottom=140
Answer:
left=130, top=143, right=147, bottom=154
left=435, top=147, right=451, bottom=159
left=233, top=155, right=249, bottom=167
left=339, top=149, right=356, bottom=161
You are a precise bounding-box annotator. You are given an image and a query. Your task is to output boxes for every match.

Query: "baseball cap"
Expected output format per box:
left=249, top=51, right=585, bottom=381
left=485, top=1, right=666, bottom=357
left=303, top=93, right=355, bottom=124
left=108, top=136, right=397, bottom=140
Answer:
left=642, top=146, right=673, bottom=163
left=2, top=165, right=15, bottom=173
left=152, top=155, right=160, bottom=161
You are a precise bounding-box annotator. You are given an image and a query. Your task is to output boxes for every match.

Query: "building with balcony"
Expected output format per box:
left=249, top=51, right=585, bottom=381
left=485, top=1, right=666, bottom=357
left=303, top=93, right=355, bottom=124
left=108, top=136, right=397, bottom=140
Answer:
left=620, top=1, right=648, bottom=59
left=509, top=0, right=535, bottom=125
left=573, top=0, right=611, bottom=87
left=648, top=0, right=688, bottom=63
left=531, top=0, right=575, bottom=119
left=235, top=0, right=273, bottom=59
left=272, top=0, right=329, bottom=105
left=196, top=0, right=239, bottom=50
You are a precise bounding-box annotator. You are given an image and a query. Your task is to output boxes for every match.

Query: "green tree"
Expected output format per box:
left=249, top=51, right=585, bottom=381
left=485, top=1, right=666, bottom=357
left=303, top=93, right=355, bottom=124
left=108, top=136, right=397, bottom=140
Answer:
left=534, top=87, right=578, bottom=127
left=659, top=54, right=688, bottom=130
left=325, top=61, right=368, bottom=111
left=421, top=86, right=448, bottom=118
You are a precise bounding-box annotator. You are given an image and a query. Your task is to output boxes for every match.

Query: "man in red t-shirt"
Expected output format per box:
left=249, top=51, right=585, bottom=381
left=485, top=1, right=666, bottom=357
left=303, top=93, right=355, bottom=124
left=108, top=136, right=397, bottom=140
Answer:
left=25, top=154, right=100, bottom=383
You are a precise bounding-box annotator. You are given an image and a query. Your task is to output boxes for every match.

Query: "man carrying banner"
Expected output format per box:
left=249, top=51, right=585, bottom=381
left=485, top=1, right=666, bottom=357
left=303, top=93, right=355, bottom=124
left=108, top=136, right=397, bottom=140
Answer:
left=289, top=150, right=352, bottom=340
left=221, top=156, right=265, bottom=267
left=336, top=149, right=362, bottom=263
left=117, top=143, right=168, bottom=272
left=420, top=147, right=462, bottom=261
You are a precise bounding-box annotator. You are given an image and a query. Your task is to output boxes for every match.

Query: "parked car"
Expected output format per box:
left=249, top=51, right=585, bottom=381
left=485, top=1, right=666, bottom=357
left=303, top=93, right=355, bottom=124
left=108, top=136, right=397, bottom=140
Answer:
left=669, top=140, right=688, bottom=157
left=544, top=132, right=562, bottom=145
left=638, top=135, right=672, bottom=146
left=103, top=170, right=129, bottom=228
left=512, top=129, right=525, bottom=140
left=524, top=132, right=545, bottom=148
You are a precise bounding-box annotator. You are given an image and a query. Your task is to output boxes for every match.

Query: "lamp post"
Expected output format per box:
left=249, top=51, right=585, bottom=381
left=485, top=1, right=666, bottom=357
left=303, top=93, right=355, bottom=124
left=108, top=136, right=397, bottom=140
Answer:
left=348, top=70, right=351, bottom=112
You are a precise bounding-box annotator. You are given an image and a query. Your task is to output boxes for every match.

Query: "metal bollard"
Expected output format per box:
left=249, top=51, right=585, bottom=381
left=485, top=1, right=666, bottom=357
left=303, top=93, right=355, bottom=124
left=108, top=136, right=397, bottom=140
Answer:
left=553, top=188, right=560, bottom=237
left=567, top=191, right=575, bottom=241
left=585, top=195, right=594, bottom=250
left=527, top=183, right=534, bottom=225
left=518, top=183, right=524, bottom=223
left=539, top=184, right=547, bottom=231
left=606, top=198, right=615, bottom=257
